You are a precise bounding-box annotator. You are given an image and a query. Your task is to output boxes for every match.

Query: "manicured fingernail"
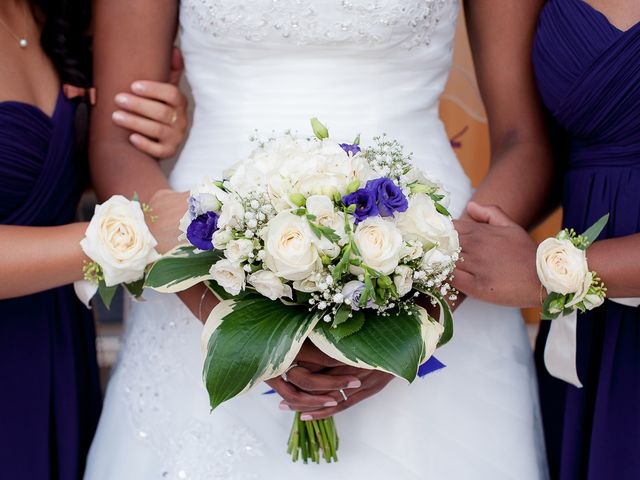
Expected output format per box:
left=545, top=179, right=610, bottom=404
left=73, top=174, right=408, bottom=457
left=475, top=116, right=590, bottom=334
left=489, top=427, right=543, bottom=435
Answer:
left=112, top=111, right=126, bottom=122
left=324, top=401, right=338, bottom=407
left=279, top=403, right=290, bottom=411
left=347, top=380, right=361, bottom=389
left=131, top=82, right=145, bottom=93
left=301, top=414, right=313, bottom=421
left=115, top=94, right=128, bottom=105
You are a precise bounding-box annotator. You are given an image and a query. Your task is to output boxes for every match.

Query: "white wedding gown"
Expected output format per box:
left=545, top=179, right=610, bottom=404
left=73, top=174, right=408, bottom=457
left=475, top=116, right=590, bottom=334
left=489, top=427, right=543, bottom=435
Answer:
left=85, top=1, right=548, bottom=478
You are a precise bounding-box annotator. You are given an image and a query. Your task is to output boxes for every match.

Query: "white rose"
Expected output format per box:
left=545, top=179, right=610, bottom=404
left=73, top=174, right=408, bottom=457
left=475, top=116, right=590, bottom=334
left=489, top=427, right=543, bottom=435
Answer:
left=421, top=247, right=452, bottom=272
left=248, top=270, right=292, bottom=300
left=353, top=217, right=403, bottom=275
left=225, top=239, right=254, bottom=262
left=396, top=193, right=459, bottom=254
left=267, top=174, right=295, bottom=212
left=80, top=196, right=160, bottom=286
left=536, top=238, right=589, bottom=295
left=218, top=196, right=245, bottom=229
left=306, top=195, right=347, bottom=258
left=264, top=211, right=321, bottom=281
left=394, top=266, right=414, bottom=297
left=401, top=241, right=424, bottom=261
left=209, top=259, right=246, bottom=296
left=293, top=275, right=321, bottom=293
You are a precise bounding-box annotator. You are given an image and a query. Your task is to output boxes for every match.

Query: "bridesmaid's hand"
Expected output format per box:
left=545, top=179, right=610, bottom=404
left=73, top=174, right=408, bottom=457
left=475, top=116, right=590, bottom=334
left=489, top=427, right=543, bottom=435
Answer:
left=453, top=202, right=541, bottom=307
left=112, top=47, right=189, bottom=159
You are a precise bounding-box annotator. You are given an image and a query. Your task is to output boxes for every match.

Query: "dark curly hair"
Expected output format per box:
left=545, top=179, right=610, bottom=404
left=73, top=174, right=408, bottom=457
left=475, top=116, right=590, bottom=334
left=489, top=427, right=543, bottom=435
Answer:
left=30, top=0, right=93, bottom=88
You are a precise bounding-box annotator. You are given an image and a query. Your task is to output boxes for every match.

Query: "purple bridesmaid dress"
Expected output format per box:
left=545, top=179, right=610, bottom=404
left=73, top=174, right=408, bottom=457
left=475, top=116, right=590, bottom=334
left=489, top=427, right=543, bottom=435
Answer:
left=0, top=92, right=101, bottom=479
left=533, top=1, right=640, bottom=478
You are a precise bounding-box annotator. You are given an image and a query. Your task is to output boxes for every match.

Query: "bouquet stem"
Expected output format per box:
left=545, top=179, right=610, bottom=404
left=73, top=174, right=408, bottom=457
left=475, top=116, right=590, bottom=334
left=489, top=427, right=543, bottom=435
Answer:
left=287, top=413, right=339, bottom=463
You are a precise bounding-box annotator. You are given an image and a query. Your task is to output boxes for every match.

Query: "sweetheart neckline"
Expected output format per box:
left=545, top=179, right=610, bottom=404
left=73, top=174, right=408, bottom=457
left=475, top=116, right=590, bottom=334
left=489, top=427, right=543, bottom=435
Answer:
left=575, top=0, right=640, bottom=34
left=0, top=89, right=63, bottom=124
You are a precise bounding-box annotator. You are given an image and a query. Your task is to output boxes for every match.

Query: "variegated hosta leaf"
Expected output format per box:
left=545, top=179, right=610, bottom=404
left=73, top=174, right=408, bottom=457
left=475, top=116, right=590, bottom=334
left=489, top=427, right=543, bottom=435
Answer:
left=202, top=295, right=321, bottom=410
left=144, top=245, right=222, bottom=293
left=429, top=291, right=454, bottom=348
left=309, top=306, right=443, bottom=383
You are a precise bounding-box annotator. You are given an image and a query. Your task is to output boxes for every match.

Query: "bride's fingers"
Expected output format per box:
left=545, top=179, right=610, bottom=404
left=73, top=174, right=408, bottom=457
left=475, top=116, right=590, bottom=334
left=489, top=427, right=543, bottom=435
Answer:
left=131, top=80, right=188, bottom=108
left=115, top=93, right=185, bottom=128
left=267, top=378, right=339, bottom=410
left=285, top=366, right=361, bottom=393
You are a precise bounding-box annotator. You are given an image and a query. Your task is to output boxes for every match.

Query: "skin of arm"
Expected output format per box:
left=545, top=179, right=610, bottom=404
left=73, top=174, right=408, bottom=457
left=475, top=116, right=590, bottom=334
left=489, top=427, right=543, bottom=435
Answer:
left=0, top=223, right=87, bottom=299
left=90, top=0, right=178, bottom=202
left=463, top=0, right=556, bottom=227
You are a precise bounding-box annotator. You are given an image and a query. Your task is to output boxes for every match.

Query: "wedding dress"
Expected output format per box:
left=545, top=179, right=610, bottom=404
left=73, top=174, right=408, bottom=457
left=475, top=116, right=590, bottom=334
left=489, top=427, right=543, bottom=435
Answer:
left=85, top=1, right=548, bottom=478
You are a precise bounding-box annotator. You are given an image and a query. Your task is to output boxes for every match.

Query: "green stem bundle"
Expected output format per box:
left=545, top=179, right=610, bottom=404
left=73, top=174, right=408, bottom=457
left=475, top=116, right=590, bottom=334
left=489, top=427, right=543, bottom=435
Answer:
left=287, top=413, right=339, bottom=463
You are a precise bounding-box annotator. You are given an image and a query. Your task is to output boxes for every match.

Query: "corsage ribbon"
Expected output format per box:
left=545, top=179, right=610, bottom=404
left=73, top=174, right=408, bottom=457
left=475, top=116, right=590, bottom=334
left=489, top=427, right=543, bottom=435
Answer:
left=544, top=297, right=640, bottom=388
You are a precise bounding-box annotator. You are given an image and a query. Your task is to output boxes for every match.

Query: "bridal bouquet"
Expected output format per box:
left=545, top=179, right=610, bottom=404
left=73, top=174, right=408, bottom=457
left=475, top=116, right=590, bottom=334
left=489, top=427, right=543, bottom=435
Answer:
left=144, top=119, right=459, bottom=463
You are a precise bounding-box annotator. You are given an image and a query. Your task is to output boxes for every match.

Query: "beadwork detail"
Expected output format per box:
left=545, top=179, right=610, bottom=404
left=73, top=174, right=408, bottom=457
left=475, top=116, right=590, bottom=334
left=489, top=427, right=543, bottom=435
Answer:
left=182, top=0, right=455, bottom=49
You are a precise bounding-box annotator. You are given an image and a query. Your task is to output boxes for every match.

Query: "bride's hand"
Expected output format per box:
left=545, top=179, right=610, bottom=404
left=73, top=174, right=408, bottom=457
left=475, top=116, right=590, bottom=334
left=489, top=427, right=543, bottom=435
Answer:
left=112, top=47, right=189, bottom=159
left=294, top=367, right=395, bottom=420
left=147, top=189, right=189, bottom=254
left=265, top=342, right=362, bottom=412
left=453, top=202, right=541, bottom=307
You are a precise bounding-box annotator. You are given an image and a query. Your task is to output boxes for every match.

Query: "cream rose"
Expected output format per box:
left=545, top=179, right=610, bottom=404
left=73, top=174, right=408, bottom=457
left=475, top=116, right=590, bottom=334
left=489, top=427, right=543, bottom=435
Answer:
left=209, top=259, right=246, bottom=296
left=306, top=195, right=347, bottom=258
left=80, top=195, right=160, bottom=287
left=536, top=238, right=589, bottom=295
left=295, top=173, right=350, bottom=197
left=224, top=239, right=254, bottom=262
left=393, top=266, right=414, bottom=297
left=248, top=270, right=292, bottom=300
left=396, top=193, right=458, bottom=254
left=264, top=211, right=321, bottom=281
left=353, top=217, right=403, bottom=275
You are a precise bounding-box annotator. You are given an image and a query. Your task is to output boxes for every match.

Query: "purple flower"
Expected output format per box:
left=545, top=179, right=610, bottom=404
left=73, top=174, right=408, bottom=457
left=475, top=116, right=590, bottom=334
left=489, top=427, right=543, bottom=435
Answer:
left=186, top=212, right=219, bottom=250
left=343, top=281, right=374, bottom=310
left=365, top=177, right=408, bottom=217
left=342, top=188, right=378, bottom=223
left=340, top=143, right=361, bottom=156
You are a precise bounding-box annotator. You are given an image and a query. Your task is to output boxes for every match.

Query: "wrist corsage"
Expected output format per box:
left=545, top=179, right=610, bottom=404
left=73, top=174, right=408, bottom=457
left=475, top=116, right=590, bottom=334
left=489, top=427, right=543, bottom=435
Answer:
left=74, top=195, right=160, bottom=308
left=537, top=214, right=609, bottom=320
left=538, top=214, right=609, bottom=388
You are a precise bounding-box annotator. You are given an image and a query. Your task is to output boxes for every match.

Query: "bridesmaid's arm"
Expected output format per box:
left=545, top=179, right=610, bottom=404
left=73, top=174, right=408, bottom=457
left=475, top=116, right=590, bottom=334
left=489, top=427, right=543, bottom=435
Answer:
left=0, top=224, right=87, bottom=299
left=90, top=0, right=178, bottom=202
left=586, top=235, right=640, bottom=298
left=464, top=0, right=556, bottom=227
left=91, top=0, right=218, bottom=318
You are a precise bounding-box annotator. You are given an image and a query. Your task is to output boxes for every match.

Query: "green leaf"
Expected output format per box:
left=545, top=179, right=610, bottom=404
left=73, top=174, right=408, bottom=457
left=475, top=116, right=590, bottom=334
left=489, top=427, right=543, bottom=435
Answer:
left=414, top=288, right=454, bottom=347
left=328, top=310, right=365, bottom=342
left=98, top=281, right=118, bottom=309
left=202, top=296, right=321, bottom=410
left=309, top=306, right=443, bottom=383
left=310, top=118, right=329, bottom=140
left=434, top=202, right=451, bottom=217
left=541, top=291, right=564, bottom=320
left=332, top=246, right=351, bottom=281
left=332, top=305, right=352, bottom=326
left=145, top=245, right=222, bottom=293
left=581, top=214, right=609, bottom=247
left=124, top=278, right=144, bottom=298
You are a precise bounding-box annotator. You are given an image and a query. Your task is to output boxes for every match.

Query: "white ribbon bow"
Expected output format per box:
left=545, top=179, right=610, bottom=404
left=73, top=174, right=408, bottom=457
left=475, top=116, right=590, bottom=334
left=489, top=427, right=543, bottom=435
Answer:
left=544, top=298, right=640, bottom=387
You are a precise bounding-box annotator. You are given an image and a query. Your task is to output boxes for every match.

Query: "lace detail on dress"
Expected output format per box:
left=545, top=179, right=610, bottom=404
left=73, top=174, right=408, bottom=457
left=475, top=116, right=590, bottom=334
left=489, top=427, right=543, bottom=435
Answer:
left=182, top=0, right=455, bottom=48
left=118, top=295, right=263, bottom=479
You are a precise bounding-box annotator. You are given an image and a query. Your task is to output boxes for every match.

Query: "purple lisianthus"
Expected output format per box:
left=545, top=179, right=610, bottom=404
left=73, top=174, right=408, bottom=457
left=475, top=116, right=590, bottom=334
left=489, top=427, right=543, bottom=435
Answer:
left=366, top=177, right=408, bottom=217
left=342, top=188, right=378, bottom=223
left=342, top=281, right=374, bottom=310
left=340, top=143, right=361, bottom=156
left=186, top=212, right=219, bottom=250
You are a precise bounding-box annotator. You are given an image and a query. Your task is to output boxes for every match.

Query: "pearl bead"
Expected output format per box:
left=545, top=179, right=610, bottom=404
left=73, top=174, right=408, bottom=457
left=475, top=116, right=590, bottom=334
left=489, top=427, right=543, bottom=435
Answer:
left=19, top=38, right=28, bottom=48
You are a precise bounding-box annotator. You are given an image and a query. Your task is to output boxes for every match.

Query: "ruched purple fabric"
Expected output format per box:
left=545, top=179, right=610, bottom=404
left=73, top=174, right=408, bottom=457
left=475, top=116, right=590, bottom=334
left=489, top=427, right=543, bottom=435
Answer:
left=533, top=1, right=640, bottom=478
left=0, top=92, right=101, bottom=480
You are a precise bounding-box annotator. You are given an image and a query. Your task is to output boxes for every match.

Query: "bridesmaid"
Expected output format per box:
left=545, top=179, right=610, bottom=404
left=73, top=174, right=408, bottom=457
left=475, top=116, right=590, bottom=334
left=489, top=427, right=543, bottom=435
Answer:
left=454, top=0, right=640, bottom=478
left=0, top=0, right=188, bottom=478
